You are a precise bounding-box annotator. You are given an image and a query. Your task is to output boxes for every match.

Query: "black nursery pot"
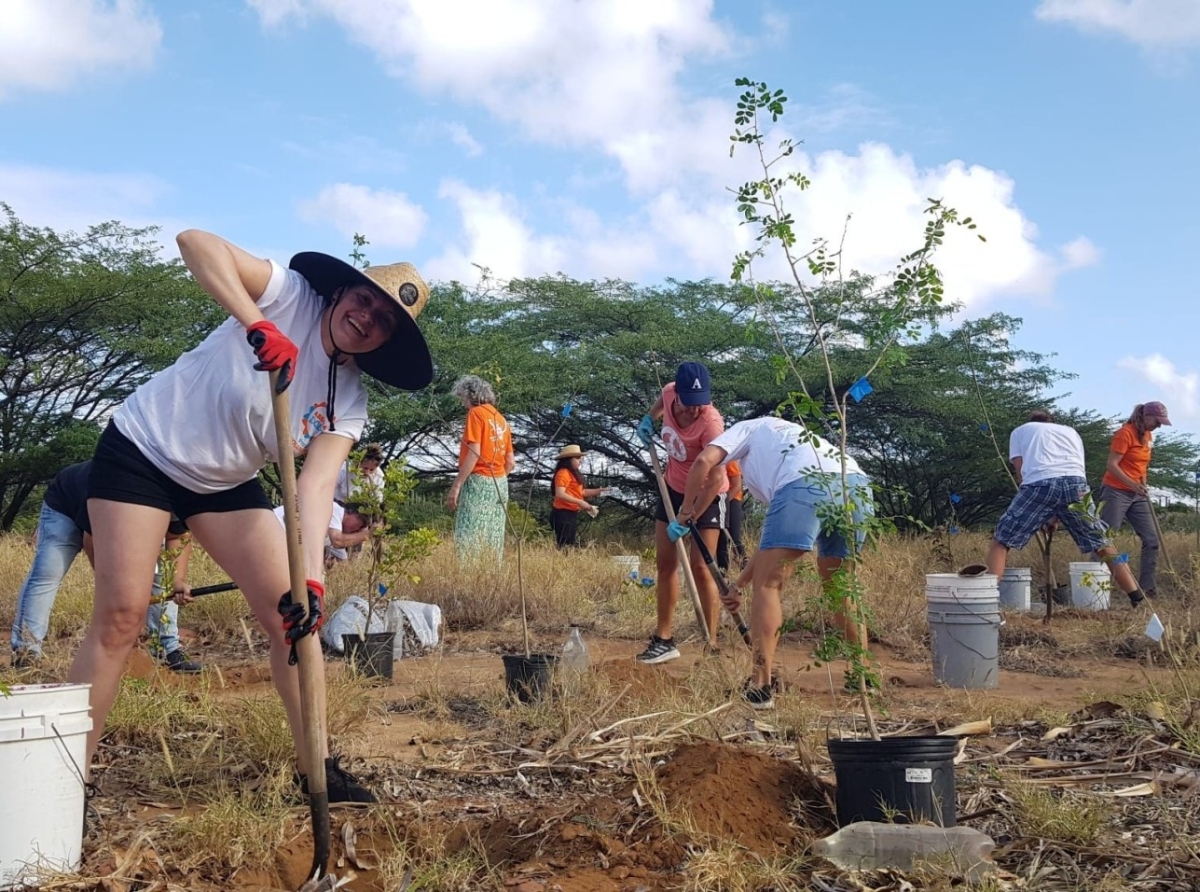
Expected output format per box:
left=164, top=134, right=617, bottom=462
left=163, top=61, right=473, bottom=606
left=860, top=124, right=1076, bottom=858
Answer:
left=343, top=632, right=396, bottom=680
left=502, top=653, right=558, bottom=703
left=827, top=735, right=958, bottom=827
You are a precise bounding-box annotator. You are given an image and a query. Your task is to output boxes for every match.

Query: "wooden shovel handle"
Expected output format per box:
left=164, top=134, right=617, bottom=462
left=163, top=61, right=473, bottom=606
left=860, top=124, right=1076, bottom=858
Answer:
left=268, top=370, right=331, bottom=883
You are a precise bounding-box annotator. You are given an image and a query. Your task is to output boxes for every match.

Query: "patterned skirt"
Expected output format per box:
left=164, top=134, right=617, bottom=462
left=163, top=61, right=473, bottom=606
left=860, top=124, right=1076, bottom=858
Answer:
left=455, top=473, right=509, bottom=563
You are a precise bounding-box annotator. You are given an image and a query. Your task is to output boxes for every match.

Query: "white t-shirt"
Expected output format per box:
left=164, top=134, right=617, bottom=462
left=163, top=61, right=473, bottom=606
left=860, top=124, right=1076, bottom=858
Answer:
left=708, top=417, right=865, bottom=504
left=334, top=462, right=384, bottom=504
left=115, top=261, right=368, bottom=493
left=273, top=503, right=346, bottom=559
left=1008, top=421, right=1086, bottom=485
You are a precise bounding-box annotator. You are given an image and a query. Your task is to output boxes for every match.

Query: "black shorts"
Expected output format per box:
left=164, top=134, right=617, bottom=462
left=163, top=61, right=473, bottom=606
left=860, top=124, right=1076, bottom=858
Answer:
left=654, top=484, right=726, bottom=529
left=89, top=421, right=272, bottom=521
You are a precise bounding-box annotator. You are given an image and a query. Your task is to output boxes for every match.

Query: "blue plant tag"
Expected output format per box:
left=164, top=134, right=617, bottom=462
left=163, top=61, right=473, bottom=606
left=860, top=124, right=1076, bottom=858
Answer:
left=979, top=423, right=989, bottom=433
left=950, top=493, right=962, bottom=504
left=562, top=402, right=573, bottom=418
left=949, top=525, right=960, bottom=535
left=847, top=377, right=873, bottom=403
left=378, top=583, right=388, bottom=596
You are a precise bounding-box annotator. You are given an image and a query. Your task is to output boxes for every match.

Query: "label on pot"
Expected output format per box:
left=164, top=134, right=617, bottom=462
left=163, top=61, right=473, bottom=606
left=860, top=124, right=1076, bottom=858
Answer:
left=905, top=768, right=933, bottom=783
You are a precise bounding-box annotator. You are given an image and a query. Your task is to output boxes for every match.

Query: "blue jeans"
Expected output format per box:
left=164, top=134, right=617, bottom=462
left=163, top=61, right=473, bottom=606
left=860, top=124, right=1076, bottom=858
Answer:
left=11, top=503, right=84, bottom=656
left=146, top=572, right=181, bottom=656
left=11, top=502, right=182, bottom=656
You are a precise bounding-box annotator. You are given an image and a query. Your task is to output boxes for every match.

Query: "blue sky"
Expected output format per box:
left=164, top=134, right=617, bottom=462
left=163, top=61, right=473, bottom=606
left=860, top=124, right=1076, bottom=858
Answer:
left=2, top=0, right=1198, bottom=439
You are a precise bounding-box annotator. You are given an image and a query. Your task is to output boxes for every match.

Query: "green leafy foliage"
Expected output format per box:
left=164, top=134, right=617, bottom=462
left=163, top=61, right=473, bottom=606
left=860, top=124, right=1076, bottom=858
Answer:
left=0, top=205, right=221, bottom=528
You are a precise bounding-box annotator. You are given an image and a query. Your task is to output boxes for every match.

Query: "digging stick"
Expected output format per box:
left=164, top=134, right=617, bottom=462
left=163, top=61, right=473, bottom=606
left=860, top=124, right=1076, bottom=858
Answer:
left=1042, top=526, right=1055, bottom=625
left=265, top=367, right=331, bottom=885
left=150, top=581, right=239, bottom=605
left=686, top=520, right=753, bottom=648
left=1147, top=497, right=1176, bottom=578
left=647, top=441, right=714, bottom=647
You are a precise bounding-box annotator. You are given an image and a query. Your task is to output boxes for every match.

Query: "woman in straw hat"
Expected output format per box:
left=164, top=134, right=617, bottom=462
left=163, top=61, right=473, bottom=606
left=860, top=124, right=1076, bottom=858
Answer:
left=68, top=229, right=433, bottom=802
left=550, top=445, right=610, bottom=548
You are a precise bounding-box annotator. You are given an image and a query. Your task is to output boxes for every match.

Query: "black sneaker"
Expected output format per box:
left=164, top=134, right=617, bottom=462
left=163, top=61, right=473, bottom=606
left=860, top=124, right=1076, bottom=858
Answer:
left=164, top=650, right=202, bottom=674
left=1128, top=589, right=1146, bottom=608
left=635, top=635, right=680, bottom=665
left=1144, top=588, right=1157, bottom=600
left=10, top=649, right=39, bottom=670
left=299, top=756, right=378, bottom=804
left=741, top=680, right=774, bottom=710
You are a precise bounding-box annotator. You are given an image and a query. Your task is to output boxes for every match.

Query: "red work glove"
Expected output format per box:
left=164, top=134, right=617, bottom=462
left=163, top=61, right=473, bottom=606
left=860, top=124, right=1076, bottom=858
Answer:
left=246, top=320, right=298, bottom=394
left=278, top=579, right=325, bottom=666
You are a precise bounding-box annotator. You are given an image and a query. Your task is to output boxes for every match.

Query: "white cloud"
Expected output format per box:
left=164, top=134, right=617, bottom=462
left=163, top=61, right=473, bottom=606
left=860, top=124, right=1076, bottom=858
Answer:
left=1117, top=354, right=1200, bottom=422
left=424, top=180, right=659, bottom=283
left=0, top=0, right=161, bottom=100
left=247, top=0, right=730, bottom=190
left=645, top=143, right=1098, bottom=307
left=1035, top=0, right=1200, bottom=48
left=250, top=0, right=1095, bottom=306
left=446, top=123, right=483, bottom=157
left=298, top=183, right=428, bottom=249
left=0, top=163, right=170, bottom=231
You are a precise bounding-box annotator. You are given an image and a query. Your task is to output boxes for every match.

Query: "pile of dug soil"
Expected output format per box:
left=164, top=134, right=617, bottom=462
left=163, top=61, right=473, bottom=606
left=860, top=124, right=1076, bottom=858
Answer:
left=654, top=740, right=835, bottom=855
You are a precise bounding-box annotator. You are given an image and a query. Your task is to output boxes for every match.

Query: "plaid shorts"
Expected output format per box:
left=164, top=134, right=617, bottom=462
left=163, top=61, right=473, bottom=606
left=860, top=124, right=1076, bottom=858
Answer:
left=994, top=476, right=1107, bottom=554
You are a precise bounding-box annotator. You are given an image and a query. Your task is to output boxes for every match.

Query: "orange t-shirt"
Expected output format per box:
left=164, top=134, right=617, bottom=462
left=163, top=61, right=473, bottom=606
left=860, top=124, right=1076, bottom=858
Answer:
left=459, top=404, right=512, bottom=478
left=552, top=468, right=584, bottom=511
left=726, top=460, right=744, bottom=501
left=1102, top=423, right=1152, bottom=491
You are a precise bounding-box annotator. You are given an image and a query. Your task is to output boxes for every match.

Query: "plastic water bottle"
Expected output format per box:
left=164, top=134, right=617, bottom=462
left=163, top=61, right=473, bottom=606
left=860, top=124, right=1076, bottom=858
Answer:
left=813, top=822, right=995, bottom=879
left=561, top=625, right=589, bottom=672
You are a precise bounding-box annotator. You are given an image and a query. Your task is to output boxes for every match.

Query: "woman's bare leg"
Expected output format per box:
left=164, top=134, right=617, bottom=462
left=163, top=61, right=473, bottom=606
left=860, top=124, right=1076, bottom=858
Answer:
left=188, top=508, right=328, bottom=774
left=68, top=500, right=171, bottom=767
left=653, top=520, right=679, bottom=640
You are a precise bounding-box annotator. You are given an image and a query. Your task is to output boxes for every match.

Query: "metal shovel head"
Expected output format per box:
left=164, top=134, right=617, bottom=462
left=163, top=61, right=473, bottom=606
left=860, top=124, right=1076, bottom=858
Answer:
left=957, top=564, right=989, bottom=577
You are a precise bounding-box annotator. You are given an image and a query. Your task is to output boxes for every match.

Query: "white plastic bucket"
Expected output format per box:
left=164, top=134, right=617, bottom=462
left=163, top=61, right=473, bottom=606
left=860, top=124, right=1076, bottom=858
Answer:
left=925, top=574, right=1001, bottom=690
left=998, top=567, right=1032, bottom=612
left=1069, top=562, right=1111, bottom=611
left=612, top=555, right=640, bottom=580
left=1, top=683, right=92, bottom=890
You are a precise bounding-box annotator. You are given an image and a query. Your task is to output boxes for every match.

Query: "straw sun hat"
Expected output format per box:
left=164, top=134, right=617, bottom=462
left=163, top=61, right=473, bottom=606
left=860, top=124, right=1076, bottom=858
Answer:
left=557, top=444, right=585, bottom=460
left=289, top=251, right=433, bottom=390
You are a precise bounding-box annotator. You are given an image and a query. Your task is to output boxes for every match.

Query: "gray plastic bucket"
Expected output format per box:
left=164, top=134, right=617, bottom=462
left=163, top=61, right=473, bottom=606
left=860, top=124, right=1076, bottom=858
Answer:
left=998, top=567, right=1032, bottom=612
left=925, top=574, right=1000, bottom=690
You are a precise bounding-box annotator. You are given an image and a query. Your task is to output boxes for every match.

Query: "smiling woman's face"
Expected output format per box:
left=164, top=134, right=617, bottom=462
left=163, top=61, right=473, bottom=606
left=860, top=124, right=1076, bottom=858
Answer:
left=332, top=284, right=400, bottom=354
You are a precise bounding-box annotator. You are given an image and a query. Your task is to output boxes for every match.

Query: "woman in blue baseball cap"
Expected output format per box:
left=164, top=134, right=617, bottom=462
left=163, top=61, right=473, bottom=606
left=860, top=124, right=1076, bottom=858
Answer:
left=634, top=361, right=729, bottom=663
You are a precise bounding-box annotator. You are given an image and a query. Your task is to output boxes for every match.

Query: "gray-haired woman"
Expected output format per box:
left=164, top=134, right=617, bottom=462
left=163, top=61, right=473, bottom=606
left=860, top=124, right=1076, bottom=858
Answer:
left=447, top=375, right=514, bottom=562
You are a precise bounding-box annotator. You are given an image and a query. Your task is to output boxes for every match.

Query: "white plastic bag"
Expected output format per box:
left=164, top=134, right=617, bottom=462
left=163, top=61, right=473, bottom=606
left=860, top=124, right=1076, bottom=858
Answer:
left=321, top=595, right=388, bottom=654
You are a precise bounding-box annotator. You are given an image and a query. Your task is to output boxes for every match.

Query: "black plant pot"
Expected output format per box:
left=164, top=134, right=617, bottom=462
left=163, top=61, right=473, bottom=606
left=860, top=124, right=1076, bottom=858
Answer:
left=502, top=653, right=557, bottom=703
left=827, top=736, right=958, bottom=827
left=343, top=632, right=395, bottom=680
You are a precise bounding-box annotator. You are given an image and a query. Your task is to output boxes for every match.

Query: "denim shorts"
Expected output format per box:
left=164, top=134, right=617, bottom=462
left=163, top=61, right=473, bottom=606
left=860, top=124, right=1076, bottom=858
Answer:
left=760, top=474, right=873, bottom=558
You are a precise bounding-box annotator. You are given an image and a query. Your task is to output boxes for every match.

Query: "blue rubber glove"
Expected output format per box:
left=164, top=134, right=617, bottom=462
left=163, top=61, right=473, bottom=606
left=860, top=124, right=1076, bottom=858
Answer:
left=667, top=520, right=690, bottom=543
left=637, top=413, right=656, bottom=446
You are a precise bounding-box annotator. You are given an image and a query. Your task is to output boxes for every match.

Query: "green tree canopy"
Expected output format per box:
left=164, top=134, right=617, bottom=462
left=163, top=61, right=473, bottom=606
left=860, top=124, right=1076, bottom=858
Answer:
left=0, top=206, right=221, bottom=528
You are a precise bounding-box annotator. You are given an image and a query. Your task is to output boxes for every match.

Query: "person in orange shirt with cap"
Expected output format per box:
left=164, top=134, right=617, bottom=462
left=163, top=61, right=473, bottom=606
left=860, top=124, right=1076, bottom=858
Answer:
left=1098, top=401, right=1171, bottom=598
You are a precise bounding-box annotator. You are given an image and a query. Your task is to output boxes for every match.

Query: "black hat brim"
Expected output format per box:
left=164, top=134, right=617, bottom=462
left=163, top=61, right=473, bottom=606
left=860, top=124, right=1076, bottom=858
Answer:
left=289, top=251, right=433, bottom=390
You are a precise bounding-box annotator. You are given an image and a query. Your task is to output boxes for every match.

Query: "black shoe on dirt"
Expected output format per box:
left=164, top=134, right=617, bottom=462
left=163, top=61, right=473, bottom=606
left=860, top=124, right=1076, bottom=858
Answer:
left=741, top=680, right=775, bottom=710
left=164, top=650, right=202, bottom=674
left=10, top=649, right=39, bottom=671
left=1144, top=588, right=1157, bottom=600
left=300, top=756, right=378, bottom=804
left=636, top=635, right=680, bottom=665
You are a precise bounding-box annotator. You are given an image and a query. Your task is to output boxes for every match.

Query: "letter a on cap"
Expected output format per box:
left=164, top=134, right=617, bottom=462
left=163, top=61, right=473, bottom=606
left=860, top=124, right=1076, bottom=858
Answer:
left=692, top=377, right=702, bottom=390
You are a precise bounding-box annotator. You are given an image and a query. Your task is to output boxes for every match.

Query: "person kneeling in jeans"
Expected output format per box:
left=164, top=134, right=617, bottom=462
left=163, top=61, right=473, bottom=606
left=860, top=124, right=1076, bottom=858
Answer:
left=10, top=460, right=201, bottom=673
